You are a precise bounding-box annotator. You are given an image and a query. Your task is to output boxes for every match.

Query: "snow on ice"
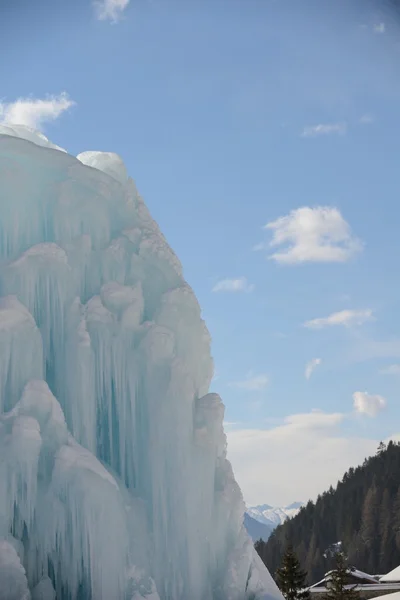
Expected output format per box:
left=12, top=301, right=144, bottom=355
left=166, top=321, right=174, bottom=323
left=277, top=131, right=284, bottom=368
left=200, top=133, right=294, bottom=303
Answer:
left=0, top=125, right=284, bottom=600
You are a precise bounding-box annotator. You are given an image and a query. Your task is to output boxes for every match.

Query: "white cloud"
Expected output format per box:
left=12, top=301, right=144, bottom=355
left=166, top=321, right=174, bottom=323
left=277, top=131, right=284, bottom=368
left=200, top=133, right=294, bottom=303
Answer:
left=301, top=123, right=347, bottom=137
left=344, top=334, right=400, bottom=364
left=226, top=409, right=386, bottom=505
left=273, top=331, right=289, bottom=339
left=285, top=410, right=344, bottom=429
left=265, top=206, right=362, bottom=264
left=223, top=421, right=239, bottom=429
left=385, top=434, right=400, bottom=444
left=304, top=309, right=373, bottom=329
left=373, top=23, right=385, bottom=34
left=360, top=113, right=374, bottom=124
left=0, top=93, right=75, bottom=130
left=212, top=277, right=254, bottom=293
left=93, top=0, right=130, bottom=22
left=305, top=358, right=321, bottom=380
left=380, top=364, right=400, bottom=375
left=252, top=242, right=265, bottom=252
left=230, top=373, right=269, bottom=391
left=353, top=391, right=387, bottom=417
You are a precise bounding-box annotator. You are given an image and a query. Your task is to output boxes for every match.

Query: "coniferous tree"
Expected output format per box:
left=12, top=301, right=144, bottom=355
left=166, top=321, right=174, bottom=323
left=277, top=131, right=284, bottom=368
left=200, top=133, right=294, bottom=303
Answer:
left=254, top=539, right=265, bottom=563
left=324, top=552, right=360, bottom=600
left=258, top=444, right=400, bottom=583
left=276, top=545, right=310, bottom=600
left=360, top=480, right=380, bottom=571
left=305, top=533, right=317, bottom=576
left=393, top=487, right=400, bottom=552
left=379, top=489, right=392, bottom=571
left=377, top=442, right=386, bottom=455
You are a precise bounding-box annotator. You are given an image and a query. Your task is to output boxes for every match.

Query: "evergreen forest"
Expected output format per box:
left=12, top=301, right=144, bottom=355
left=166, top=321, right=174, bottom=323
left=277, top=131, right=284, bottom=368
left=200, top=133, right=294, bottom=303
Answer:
left=256, top=441, right=400, bottom=584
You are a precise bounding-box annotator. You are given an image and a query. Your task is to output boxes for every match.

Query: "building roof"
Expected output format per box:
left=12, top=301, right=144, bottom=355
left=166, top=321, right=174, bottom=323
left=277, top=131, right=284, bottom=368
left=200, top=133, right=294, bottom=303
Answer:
left=381, top=567, right=400, bottom=583
left=309, top=567, right=380, bottom=589
left=309, top=584, right=400, bottom=595
left=347, top=568, right=381, bottom=584
left=366, top=593, right=400, bottom=600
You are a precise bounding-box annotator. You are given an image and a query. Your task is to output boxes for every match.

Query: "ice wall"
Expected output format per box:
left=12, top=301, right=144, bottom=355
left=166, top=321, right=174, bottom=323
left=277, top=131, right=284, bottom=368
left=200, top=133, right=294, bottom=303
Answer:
left=0, top=126, right=284, bottom=600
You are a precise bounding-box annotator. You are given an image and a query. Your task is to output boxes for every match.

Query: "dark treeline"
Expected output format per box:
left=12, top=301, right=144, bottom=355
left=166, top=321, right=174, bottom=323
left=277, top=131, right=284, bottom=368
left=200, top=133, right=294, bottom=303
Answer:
left=256, top=441, right=400, bottom=584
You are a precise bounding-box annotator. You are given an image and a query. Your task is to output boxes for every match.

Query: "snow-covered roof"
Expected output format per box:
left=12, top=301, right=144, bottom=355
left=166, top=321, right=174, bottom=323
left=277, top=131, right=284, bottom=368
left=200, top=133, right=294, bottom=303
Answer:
left=381, top=567, right=400, bottom=583
left=309, top=567, right=379, bottom=588
left=309, top=578, right=328, bottom=590
left=310, top=584, right=400, bottom=594
left=348, top=567, right=380, bottom=584
left=363, top=593, right=400, bottom=600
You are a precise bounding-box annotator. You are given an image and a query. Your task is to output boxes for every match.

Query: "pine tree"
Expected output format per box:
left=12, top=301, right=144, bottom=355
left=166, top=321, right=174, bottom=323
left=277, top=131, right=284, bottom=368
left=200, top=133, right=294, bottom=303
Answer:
left=360, top=480, right=380, bottom=571
left=276, top=544, right=310, bottom=600
left=379, top=488, right=392, bottom=570
left=377, top=442, right=387, bottom=455
left=393, top=487, right=400, bottom=551
left=324, top=552, right=360, bottom=600
left=305, top=533, right=317, bottom=577
left=255, top=539, right=266, bottom=563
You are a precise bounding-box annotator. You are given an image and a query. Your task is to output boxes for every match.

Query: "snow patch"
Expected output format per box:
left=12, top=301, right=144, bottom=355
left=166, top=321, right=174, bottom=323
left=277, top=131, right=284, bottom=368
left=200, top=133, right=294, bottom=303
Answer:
left=0, top=124, right=66, bottom=152
left=77, top=151, right=128, bottom=184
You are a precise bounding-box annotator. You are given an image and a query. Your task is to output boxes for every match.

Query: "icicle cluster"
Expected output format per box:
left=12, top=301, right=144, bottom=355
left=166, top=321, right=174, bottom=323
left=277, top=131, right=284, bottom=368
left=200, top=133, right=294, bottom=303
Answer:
left=0, top=126, right=283, bottom=600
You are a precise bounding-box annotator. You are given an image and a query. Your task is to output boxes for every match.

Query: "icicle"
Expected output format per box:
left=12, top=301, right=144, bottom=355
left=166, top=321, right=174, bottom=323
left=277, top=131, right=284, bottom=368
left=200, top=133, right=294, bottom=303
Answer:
left=38, top=438, right=129, bottom=600
left=31, top=576, right=56, bottom=600
left=0, top=132, right=284, bottom=600
left=0, top=296, right=43, bottom=414
left=62, top=298, right=96, bottom=453
left=1, top=245, right=73, bottom=393
left=0, top=540, right=30, bottom=600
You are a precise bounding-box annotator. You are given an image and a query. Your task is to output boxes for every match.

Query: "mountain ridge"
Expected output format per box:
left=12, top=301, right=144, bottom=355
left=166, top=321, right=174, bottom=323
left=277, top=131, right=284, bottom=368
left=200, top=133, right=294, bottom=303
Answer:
left=247, top=502, right=305, bottom=528
left=244, top=502, right=304, bottom=541
left=244, top=513, right=274, bottom=542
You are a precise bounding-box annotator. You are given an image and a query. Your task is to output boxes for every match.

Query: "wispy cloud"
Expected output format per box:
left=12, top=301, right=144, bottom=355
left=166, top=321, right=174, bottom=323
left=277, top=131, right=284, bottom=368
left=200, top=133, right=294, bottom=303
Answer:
left=0, top=93, right=75, bottom=130
left=360, top=113, right=374, bottom=125
left=93, top=0, right=130, bottom=22
left=225, top=409, right=384, bottom=505
left=345, top=335, right=400, bottom=365
left=304, top=309, right=373, bottom=329
left=373, top=23, right=385, bottom=34
left=230, top=373, right=269, bottom=391
left=273, top=331, right=289, bottom=340
left=265, top=206, right=362, bottom=264
left=252, top=242, right=265, bottom=252
left=223, top=421, right=240, bottom=429
left=353, top=391, right=386, bottom=417
left=284, top=410, right=344, bottom=429
left=305, top=358, right=321, bottom=380
left=212, top=277, right=254, bottom=293
left=380, top=364, right=400, bottom=375
left=301, top=123, right=347, bottom=137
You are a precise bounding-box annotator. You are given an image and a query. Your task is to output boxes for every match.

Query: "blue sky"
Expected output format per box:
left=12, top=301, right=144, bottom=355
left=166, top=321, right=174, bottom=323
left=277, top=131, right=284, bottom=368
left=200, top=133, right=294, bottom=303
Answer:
left=2, top=0, right=400, bottom=506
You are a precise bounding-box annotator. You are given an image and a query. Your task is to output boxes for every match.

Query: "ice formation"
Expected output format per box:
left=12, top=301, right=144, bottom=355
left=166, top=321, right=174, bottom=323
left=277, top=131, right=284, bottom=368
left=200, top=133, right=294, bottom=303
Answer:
left=0, top=125, right=283, bottom=600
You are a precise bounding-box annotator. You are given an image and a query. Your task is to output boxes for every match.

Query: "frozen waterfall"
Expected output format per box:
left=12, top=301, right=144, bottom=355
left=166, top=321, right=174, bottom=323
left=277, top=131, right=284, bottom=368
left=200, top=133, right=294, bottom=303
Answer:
left=0, top=125, right=283, bottom=600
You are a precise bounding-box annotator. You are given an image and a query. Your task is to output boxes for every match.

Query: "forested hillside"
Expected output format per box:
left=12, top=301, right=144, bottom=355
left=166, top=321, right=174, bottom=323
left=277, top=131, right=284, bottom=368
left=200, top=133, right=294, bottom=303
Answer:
left=256, top=441, right=400, bottom=584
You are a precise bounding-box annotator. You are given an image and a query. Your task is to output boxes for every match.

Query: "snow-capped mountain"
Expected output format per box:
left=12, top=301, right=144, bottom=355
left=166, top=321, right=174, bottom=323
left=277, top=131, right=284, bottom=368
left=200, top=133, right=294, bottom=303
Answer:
left=246, top=502, right=305, bottom=531
left=244, top=513, right=274, bottom=542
